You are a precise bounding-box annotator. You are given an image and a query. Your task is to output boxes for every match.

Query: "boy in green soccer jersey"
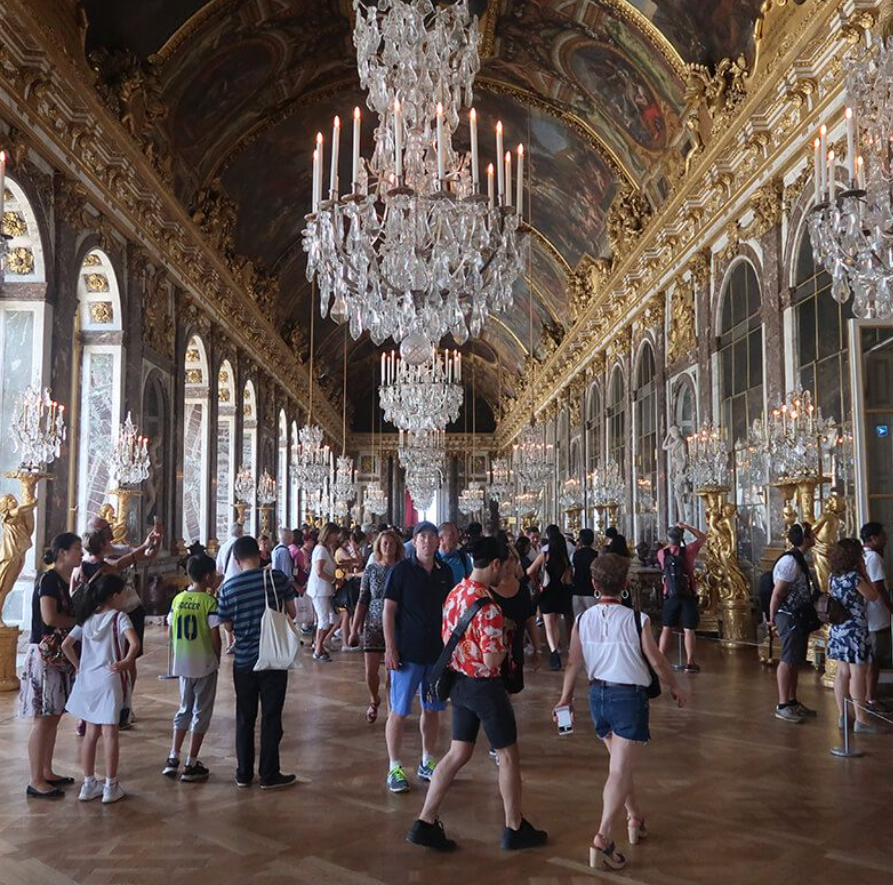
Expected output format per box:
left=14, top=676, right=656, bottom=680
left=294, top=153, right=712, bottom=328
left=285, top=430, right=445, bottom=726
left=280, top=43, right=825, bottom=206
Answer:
left=163, top=555, right=221, bottom=782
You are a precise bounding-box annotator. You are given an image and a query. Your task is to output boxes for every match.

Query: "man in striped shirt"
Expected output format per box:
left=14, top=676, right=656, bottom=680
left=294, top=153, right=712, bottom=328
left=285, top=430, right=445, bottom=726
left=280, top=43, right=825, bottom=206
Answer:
left=217, top=536, right=297, bottom=790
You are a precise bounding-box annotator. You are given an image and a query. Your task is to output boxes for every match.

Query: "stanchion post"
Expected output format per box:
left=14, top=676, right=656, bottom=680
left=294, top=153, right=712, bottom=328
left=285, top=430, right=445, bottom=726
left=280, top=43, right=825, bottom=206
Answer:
left=830, top=699, right=864, bottom=758
left=157, top=625, right=176, bottom=680
left=672, top=630, right=685, bottom=672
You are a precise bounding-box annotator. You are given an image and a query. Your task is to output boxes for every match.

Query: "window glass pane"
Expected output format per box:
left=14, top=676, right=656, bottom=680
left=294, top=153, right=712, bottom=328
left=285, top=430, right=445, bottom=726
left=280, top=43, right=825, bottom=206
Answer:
left=732, top=394, right=747, bottom=443
left=799, top=363, right=815, bottom=396
left=732, top=338, right=747, bottom=395
left=817, top=356, right=843, bottom=424
left=746, top=266, right=761, bottom=318
left=748, top=329, right=763, bottom=389
left=794, top=232, right=815, bottom=289
left=816, top=293, right=842, bottom=361
left=797, top=299, right=817, bottom=368
left=0, top=309, right=36, bottom=499
left=721, top=346, right=733, bottom=401
left=746, top=385, right=764, bottom=435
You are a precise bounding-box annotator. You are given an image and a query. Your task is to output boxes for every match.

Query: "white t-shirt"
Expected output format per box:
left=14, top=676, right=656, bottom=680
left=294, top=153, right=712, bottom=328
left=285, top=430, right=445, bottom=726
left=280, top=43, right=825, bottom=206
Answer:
left=772, top=553, right=812, bottom=615
left=307, top=545, right=335, bottom=598
left=578, top=605, right=651, bottom=687
left=864, top=548, right=890, bottom=632
left=216, top=537, right=243, bottom=581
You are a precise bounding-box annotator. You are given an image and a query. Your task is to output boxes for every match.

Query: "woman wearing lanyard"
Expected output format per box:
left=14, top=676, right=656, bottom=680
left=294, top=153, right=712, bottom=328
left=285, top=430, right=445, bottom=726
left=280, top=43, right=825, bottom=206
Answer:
left=553, top=554, right=687, bottom=872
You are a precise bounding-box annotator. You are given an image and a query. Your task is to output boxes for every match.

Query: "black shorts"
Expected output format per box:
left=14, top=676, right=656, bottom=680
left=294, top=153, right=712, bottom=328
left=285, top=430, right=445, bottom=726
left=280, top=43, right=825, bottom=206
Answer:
left=662, top=595, right=699, bottom=631
left=775, top=611, right=809, bottom=665
left=450, top=674, right=517, bottom=750
left=129, top=605, right=146, bottom=658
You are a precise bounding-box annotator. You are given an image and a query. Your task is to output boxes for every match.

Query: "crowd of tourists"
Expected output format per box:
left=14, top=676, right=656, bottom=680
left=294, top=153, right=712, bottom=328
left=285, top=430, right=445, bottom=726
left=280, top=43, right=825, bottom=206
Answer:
left=16, top=512, right=892, bottom=871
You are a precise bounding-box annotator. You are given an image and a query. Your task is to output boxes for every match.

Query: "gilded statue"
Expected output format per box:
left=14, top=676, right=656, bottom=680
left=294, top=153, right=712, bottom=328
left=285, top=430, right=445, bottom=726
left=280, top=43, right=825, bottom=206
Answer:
left=685, top=55, right=749, bottom=126
left=606, top=185, right=652, bottom=258
left=0, top=493, right=38, bottom=626
left=191, top=179, right=238, bottom=254
left=811, top=492, right=846, bottom=594
left=667, top=279, right=697, bottom=365
left=710, top=502, right=749, bottom=605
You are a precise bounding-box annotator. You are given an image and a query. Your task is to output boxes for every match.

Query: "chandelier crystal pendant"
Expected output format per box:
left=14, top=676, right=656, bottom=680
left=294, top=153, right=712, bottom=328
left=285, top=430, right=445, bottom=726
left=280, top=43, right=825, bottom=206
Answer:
left=487, top=455, right=513, bottom=502
left=807, top=35, right=893, bottom=319
left=332, top=454, right=357, bottom=518
left=687, top=423, right=731, bottom=491
left=399, top=429, right=445, bottom=511
left=380, top=348, right=463, bottom=431
left=11, top=386, right=66, bottom=472
left=513, top=422, right=552, bottom=489
left=303, top=0, right=527, bottom=351
left=294, top=423, right=332, bottom=495
left=112, top=412, right=151, bottom=488
left=458, top=480, right=484, bottom=516
left=364, top=480, right=388, bottom=516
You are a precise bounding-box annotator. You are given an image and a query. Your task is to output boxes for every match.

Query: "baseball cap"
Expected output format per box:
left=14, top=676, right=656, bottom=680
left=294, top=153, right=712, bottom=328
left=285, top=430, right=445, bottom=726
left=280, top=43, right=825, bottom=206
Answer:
left=412, top=520, right=439, bottom=538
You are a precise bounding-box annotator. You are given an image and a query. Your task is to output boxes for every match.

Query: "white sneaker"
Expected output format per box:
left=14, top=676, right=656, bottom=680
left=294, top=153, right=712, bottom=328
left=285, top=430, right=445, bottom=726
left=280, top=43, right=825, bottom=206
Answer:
left=79, top=780, right=104, bottom=801
left=101, top=782, right=126, bottom=804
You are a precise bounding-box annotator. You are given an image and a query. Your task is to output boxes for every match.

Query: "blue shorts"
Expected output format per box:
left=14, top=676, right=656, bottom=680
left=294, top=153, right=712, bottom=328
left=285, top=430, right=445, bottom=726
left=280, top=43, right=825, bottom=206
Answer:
left=389, top=662, right=447, bottom=717
left=589, top=683, right=650, bottom=743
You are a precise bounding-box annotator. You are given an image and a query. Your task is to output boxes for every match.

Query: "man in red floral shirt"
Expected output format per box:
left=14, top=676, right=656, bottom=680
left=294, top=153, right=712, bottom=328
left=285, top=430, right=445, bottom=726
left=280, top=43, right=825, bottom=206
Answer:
left=407, top=536, right=548, bottom=853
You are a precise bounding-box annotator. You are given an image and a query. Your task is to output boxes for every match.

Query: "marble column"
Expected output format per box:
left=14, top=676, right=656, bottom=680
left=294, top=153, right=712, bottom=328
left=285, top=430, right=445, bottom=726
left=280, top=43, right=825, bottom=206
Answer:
left=205, top=333, right=220, bottom=553
left=694, top=267, right=714, bottom=424
left=759, top=223, right=785, bottom=407
left=653, top=330, right=669, bottom=540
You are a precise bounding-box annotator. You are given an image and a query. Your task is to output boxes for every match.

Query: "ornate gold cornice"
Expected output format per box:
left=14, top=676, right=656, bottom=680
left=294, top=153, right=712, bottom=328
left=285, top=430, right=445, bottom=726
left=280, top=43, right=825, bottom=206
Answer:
left=495, top=0, right=865, bottom=446
left=0, top=0, right=343, bottom=446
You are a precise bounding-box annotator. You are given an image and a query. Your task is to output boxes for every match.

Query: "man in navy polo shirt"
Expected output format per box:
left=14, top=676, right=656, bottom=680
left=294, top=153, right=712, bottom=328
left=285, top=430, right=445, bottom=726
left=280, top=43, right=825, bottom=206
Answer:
left=383, top=521, right=454, bottom=793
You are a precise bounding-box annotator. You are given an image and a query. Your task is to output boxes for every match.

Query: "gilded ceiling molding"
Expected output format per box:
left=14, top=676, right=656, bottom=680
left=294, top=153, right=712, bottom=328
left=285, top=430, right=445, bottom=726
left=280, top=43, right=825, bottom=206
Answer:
left=525, top=226, right=573, bottom=277
left=154, top=0, right=245, bottom=65
left=494, top=0, right=857, bottom=448
left=0, top=0, right=343, bottom=445
left=475, top=77, right=637, bottom=187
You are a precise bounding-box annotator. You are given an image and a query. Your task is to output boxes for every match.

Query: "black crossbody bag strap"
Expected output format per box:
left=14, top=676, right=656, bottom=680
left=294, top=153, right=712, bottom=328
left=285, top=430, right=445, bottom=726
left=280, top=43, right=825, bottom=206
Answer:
left=429, top=597, right=488, bottom=683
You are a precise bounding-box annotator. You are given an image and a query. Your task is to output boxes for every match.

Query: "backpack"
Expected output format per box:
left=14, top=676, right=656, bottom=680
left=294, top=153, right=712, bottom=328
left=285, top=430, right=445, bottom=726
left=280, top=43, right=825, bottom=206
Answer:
left=663, top=547, right=690, bottom=598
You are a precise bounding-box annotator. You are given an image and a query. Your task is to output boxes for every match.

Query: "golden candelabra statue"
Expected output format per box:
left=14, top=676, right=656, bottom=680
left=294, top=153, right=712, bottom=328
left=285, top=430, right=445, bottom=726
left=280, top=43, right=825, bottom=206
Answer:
left=257, top=470, right=277, bottom=536
left=0, top=387, right=66, bottom=691
left=687, top=422, right=755, bottom=648
left=106, top=412, right=151, bottom=547
left=233, top=462, right=255, bottom=528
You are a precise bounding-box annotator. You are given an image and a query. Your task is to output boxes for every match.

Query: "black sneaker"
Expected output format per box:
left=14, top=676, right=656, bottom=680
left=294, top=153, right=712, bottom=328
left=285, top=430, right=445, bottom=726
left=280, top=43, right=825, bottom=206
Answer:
left=162, top=757, right=179, bottom=778
left=406, top=818, right=457, bottom=852
left=549, top=650, right=562, bottom=671
left=684, top=662, right=701, bottom=673
left=235, top=775, right=254, bottom=788
left=181, top=761, right=210, bottom=782
left=501, top=818, right=548, bottom=851
left=260, top=773, right=298, bottom=790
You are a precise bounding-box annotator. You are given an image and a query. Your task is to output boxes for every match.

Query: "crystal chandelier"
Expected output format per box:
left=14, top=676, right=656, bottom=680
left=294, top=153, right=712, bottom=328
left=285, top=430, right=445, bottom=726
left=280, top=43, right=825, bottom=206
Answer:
left=749, top=389, right=835, bottom=483
left=516, top=488, right=540, bottom=519
left=590, top=460, right=625, bottom=506
left=111, top=412, right=150, bottom=488
left=380, top=348, right=463, bottom=432
left=399, top=429, right=445, bottom=511
left=807, top=35, right=893, bottom=318
left=487, top=455, right=513, bottom=502
left=560, top=477, right=583, bottom=512
left=687, top=423, right=731, bottom=491
left=234, top=464, right=255, bottom=504
left=257, top=470, right=277, bottom=506
left=458, top=480, right=485, bottom=515
left=364, top=480, right=388, bottom=516
left=332, top=454, right=357, bottom=517
left=514, top=422, right=552, bottom=489
left=11, top=386, right=66, bottom=472
left=294, top=423, right=332, bottom=494
left=303, top=0, right=526, bottom=351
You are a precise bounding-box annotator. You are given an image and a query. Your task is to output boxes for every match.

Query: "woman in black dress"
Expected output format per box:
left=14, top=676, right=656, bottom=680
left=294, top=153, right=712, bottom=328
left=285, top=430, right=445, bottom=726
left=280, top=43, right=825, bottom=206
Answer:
left=527, top=524, right=573, bottom=670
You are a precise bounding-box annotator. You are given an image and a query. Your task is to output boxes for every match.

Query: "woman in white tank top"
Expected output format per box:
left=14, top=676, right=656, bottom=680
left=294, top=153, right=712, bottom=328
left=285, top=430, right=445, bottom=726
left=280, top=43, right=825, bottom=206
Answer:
left=553, top=554, right=687, bottom=873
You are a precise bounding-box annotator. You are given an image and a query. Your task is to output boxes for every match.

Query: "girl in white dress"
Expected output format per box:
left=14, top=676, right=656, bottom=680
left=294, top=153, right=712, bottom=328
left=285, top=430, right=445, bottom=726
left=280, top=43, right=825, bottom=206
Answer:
left=62, top=573, right=139, bottom=804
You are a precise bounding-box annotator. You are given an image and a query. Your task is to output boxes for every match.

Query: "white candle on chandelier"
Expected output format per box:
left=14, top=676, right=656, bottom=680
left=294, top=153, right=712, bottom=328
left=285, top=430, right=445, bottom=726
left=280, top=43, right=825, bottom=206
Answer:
left=857, top=154, right=866, bottom=189
left=436, top=102, right=446, bottom=184
left=516, top=144, right=524, bottom=216
left=469, top=109, right=479, bottom=191
left=812, top=137, right=821, bottom=203
left=828, top=149, right=836, bottom=200
left=845, top=107, right=857, bottom=182
left=352, top=107, right=361, bottom=192
left=314, top=132, right=323, bottom=208
left=496, top=121, right=505, bottom=200
left=394, top=99, right=403, bottom=180
left=504, top=150, right=512, bottom=208
left=330, top=116, right=341, bottom=198
left=487, top=163, right=495, bottom=209
left=457, top=351, right=462, bottom=382
left=819, top=124, right=828, bottom=197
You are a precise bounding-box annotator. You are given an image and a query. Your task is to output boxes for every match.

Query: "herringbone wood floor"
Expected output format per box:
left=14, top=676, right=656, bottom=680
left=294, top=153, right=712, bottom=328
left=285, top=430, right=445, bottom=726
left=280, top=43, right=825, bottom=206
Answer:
left=1, top=627, right=892, bottom=884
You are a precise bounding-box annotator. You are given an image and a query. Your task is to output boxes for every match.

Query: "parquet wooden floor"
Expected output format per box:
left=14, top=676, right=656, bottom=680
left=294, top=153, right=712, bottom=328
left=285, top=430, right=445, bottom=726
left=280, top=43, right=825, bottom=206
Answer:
left=1, top=627, right=892, bottom=885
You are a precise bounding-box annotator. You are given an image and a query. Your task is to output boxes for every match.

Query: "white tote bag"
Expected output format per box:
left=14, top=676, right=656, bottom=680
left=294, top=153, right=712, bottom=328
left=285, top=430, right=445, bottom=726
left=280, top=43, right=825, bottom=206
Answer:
left=254, top=567, right=302, bottom=671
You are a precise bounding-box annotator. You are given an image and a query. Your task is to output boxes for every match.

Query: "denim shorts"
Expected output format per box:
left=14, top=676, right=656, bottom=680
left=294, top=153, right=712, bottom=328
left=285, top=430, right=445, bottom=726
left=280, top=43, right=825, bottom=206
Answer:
left=389, top=662, right=447, bottom=717
left=589, top=682, right=650, bottom=743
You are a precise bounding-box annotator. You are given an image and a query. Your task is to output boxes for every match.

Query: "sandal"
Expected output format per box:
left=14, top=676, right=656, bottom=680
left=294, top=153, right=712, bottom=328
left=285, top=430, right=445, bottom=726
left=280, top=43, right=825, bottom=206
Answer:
left=589, top=835, right=627, bottom=871
left=627, top=816, right=647, bottom=845
left=366, top=699, right=381, bottom=724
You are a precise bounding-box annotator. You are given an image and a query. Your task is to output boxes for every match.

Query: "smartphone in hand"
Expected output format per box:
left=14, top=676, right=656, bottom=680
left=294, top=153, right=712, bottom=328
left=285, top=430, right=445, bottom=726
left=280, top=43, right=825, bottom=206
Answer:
left=555, top=705, right=573, bottom=736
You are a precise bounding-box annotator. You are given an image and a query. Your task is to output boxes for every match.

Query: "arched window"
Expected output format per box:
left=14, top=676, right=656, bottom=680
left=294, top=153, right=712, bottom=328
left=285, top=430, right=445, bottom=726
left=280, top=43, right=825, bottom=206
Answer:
left=792, top=229, right=852, bottom=425
left=142, top=371, right=168, bottom=541
left=242, top=380, right=258, bottom=535
left=182, top=335, right=210, bottom=544
left=633, top=344, right=658, bottom=545
left=719, top=260, right=763, bottom=445
left=278, top=409, right=288, bottom=536
left=0, top=178, right=48, bottom=502
left=557, top=410, right=569, bottom=478
left=76, top=248, right=124, bottom=531
left=215, top=360, right=236, bottom=540
left=607, top=367, right=625, bottom=473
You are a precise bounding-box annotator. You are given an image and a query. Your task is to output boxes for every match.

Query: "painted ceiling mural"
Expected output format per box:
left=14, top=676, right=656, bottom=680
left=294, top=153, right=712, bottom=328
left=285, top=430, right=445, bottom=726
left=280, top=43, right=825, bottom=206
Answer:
left=78, top=0, right=769, bottom=422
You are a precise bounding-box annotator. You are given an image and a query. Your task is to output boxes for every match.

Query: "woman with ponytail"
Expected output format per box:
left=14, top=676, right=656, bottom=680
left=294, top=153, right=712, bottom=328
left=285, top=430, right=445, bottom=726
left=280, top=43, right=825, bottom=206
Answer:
left=18, top=533, right=82, bottom=798
left=62, top=574, right=139, bottom=804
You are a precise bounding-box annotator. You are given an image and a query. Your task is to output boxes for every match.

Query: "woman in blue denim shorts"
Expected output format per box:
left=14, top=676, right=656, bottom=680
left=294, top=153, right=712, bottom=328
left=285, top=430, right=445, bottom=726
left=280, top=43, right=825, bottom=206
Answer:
left=554, top=554, right=687, bottom=872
